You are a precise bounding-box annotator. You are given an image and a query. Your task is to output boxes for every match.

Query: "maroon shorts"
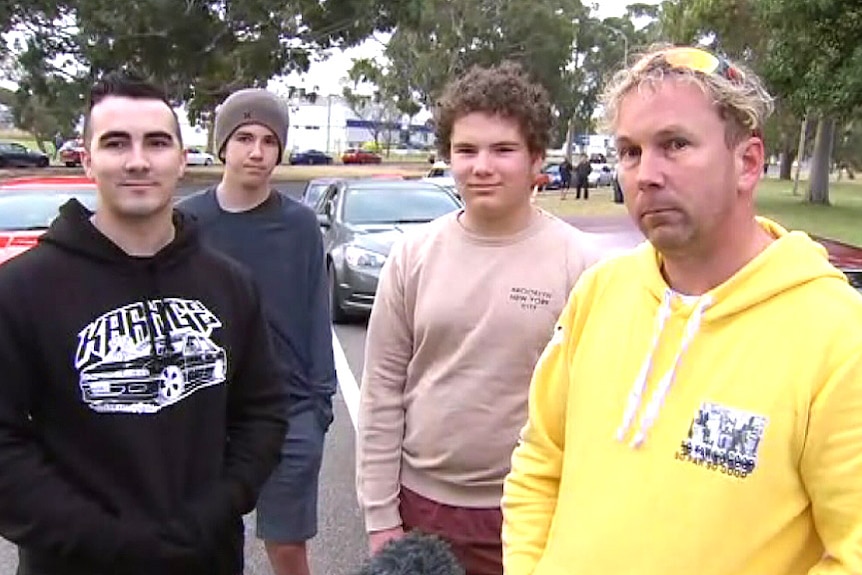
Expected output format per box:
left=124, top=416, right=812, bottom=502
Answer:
left=399, top=486, right=503, bottom=575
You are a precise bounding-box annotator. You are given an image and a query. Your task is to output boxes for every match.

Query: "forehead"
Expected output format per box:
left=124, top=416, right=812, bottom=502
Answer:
left=451, top=112, right=525, bottom=144
left=232, top=123, right=277, bottom=138
left=616, top=78, right=720, bottom=138
left=89, top=96, right=177, bottom=137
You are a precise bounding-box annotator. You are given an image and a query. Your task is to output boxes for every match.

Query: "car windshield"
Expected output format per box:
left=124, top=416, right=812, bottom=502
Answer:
left=0, top=189, right=98, bottom=231
left=342, top=186, right=459, bottom=225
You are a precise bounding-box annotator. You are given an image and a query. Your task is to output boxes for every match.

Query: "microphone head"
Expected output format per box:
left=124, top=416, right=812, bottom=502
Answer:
left=354, top=530, right=465, bottom=575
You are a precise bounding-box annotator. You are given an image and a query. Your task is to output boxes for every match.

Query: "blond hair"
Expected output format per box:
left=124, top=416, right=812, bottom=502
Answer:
left=600, top=43, right=775, bottom=146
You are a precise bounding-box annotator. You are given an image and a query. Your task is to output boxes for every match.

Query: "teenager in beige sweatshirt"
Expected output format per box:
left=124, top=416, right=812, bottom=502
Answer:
left=355, top=62, right=599, bottom=575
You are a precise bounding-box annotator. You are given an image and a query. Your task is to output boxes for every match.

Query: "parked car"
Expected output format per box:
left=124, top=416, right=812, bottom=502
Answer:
left=341, top=148, right=382, bottom=165
left=0, top=176, right=98, bottom=265
left=289, top=149, right=333, bottom=165
left=588, top=163, right=614, bottom=187
left=59, top=139, right=85, bottom=167
left=814, top=236, right=862, bottom=293
left=185, top=147, right=215, bottom=166
left=424, top=161, right=457, bottom=194
left=315, top=179, right=462, bottom=322
left=538, top=163, right=563, bottom=190
left=0, top=142, right=50, bottom=168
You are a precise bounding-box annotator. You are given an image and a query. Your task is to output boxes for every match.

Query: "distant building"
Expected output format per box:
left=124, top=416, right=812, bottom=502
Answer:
left=0, top=104, right=14, bottom=130
left=285, top=94, right=434, bottom=154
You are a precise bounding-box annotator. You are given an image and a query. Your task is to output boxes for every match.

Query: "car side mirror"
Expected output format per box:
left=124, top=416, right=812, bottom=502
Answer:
left=317, top=213, right=330, bottom=228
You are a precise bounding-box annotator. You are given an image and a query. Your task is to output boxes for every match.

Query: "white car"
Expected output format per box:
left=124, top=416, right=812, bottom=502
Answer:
left=185, top=147, right=215, bottom=166
left=424, top=161, right=458, bottom=197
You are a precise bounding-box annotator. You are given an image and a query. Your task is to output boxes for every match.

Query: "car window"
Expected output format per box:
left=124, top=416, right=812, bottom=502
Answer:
left=846, top=270, right=862, bottom=293
left=315, top=185, right=338, bottom=214
left=11, top=143, right=26, bottom=152
left=303, top=183, right=330, bottom=207
left=0, top=190, right=99, bottom=230
left=342, top=187, right=459, bottom=225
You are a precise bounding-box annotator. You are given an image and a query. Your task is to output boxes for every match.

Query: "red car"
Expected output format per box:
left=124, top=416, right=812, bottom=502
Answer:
left=341, top=148, right=383, bottom=165
left=0, top=176, right=97, bottom=265
left=59, top=139, right=85, bottom=167
left=814, top=236, right=862, bottom=292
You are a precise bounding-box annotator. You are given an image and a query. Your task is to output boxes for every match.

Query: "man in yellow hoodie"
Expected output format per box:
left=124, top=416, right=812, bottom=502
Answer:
left=502, top=44, right=862, bottom=575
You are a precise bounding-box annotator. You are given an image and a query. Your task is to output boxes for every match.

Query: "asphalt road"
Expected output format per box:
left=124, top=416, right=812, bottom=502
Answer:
left=0, top=180, right=641, bottom=574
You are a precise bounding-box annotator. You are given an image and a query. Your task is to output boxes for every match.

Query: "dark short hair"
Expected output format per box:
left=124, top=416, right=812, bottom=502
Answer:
left=83, top=71, right=183, bottom=147
left=433, top=61, right=551, bottom=162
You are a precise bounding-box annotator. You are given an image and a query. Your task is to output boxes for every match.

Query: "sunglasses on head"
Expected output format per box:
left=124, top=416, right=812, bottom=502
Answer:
left=633, top=46, right=761, bottom=138
left=633, top=46, right=743, bottom=84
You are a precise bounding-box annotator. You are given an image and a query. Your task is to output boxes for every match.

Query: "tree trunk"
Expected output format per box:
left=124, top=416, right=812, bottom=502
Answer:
left=778, top=138, right=794, bottom=180
left=806, top=116, right=834, bottom=205
left=792, top=115, right=808, bottom=195
left=564, top=117, right=574, bottom=162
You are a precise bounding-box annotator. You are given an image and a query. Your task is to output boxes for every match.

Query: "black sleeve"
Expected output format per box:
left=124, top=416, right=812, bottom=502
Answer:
left=171, top=276, right=289, bottom=564
left=0, top=289, right=162, bottom=571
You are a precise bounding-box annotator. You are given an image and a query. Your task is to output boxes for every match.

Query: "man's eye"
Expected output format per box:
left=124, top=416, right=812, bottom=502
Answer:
left=666, top=138, right=689, bottom=151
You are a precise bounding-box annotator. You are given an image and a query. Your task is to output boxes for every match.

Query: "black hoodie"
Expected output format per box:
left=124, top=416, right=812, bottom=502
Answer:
left=0, top=200, right=288, bottom=575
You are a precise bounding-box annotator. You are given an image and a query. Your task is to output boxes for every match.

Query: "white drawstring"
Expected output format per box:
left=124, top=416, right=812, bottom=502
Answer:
left=615, top=288, right=674, bottom=443
left=616, top=291, right=713, bottom=448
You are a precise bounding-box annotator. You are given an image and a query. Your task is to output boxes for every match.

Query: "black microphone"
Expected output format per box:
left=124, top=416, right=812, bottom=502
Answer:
left=353, top=531, right=465, bottom=575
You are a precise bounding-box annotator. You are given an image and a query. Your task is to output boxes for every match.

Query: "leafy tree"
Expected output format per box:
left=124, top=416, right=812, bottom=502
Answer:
left=1, top=0, right=421, bottom=149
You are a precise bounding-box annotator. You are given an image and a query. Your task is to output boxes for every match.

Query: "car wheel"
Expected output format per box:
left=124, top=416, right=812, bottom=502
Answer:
left=38, top=157, right=49, bottom=167
left=158, top=365, right=186, bottom=404
left=205, top=158, right=213, bottom=166
left=328, top=263, right=349, bottom=324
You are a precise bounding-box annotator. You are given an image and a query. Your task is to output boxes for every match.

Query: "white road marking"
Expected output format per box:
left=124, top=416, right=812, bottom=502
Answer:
left=332, top=328, right=359, bottom=430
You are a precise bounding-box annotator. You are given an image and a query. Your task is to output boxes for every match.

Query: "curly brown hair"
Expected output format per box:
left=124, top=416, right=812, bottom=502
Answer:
left=433, top=61, right=551, bottom=162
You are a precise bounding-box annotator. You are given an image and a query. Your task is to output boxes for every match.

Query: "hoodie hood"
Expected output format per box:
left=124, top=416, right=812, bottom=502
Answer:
left=39, top=199, right=199, bottom=269
left=616, top=217, right=846, bottom=448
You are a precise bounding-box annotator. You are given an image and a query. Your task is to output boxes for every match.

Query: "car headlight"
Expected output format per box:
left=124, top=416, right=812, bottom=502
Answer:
left=344, top=245, right=386, bottom=269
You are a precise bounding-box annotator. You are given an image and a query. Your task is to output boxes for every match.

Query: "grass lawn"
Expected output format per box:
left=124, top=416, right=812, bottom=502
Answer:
left=534, top=186, right=628, bottom=218
left=754, top=179, right=862, bottom=245
left=536, top=178, right=862, bottom=246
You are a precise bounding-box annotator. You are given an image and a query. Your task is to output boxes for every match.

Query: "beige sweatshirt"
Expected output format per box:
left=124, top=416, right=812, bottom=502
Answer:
left=356, top=208, right=598, bottom=532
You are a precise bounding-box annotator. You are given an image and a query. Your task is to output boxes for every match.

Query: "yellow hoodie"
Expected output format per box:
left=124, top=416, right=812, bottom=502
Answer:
left=503, top=218, right=862, bottom=575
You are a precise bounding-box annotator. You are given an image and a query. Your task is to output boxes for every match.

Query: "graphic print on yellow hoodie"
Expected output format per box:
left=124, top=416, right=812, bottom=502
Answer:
left=502, top=219, right=862, bottom=575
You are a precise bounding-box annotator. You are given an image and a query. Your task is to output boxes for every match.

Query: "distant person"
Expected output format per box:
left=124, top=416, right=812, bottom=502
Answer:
left=573, top=154, right=592, bottom=199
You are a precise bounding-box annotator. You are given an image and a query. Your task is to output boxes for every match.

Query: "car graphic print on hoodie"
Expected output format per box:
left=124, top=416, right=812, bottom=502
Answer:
left=76, top=298, right=228, bottom=414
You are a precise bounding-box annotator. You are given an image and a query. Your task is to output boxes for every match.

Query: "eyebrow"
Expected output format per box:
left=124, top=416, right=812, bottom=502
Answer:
left=616, top=125, right=694, bottom=145
left=452, top=140, right=522, bottom=148
left=97, top=130, right=175, bottom=144
left=234, top=129, right=277, bottom=139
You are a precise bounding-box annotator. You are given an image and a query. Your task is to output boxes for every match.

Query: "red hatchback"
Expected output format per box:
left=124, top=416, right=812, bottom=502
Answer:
left=0, top=176, right=97, bottom=265
left=341, top=148, right=383, bottom=165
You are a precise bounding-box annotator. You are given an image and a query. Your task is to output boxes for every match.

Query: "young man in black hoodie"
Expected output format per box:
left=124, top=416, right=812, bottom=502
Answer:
left=178, top=88, right=336, bottom=575
left=0, top=72, right=288, bottom=575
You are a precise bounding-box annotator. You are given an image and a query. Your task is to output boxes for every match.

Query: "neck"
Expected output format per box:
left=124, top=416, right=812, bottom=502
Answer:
left=216, top=174, right=270, bottom=212
left=460, top=201, right=535, bottom=237
left=91, top=208, right=175, bottom=257
left=662, top=218, right=774, bottom=295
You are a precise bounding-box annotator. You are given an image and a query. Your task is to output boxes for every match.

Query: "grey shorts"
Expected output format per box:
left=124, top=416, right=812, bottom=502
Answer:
left=256, top=407, right=327, bottom=543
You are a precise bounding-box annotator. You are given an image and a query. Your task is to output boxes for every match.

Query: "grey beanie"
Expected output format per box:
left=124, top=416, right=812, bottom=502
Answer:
left=214, top=88, right=289, bottom=161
